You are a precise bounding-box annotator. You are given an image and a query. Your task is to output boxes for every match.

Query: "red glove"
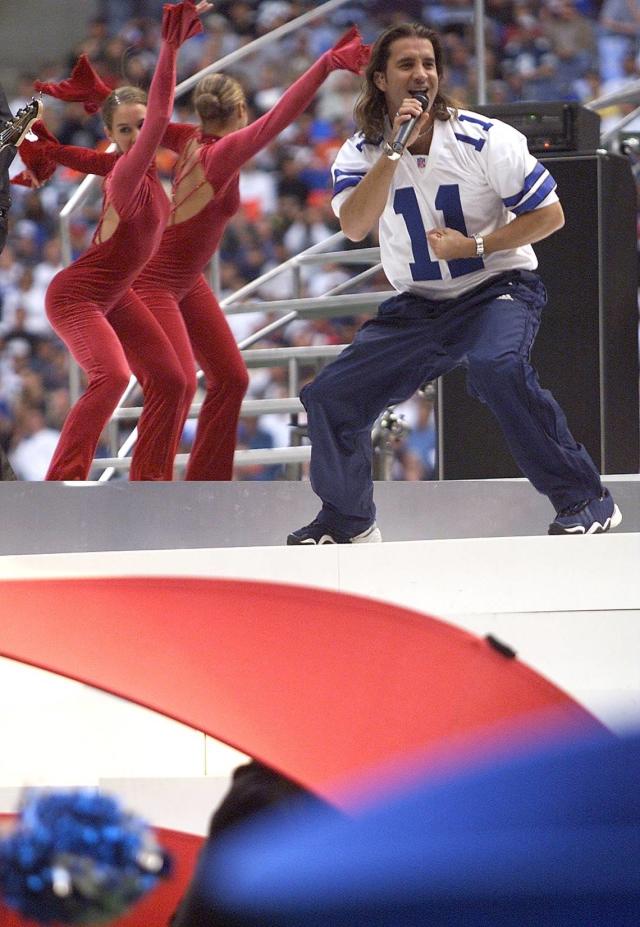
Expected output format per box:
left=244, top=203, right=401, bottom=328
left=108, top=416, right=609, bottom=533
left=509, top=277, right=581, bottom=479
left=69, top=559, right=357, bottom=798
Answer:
left=326, top=26, right=371, bottom=75
left=34, top=55, right=113, bottom=115
left=15, top=121, right=117, bottom=185
left=11, top=170, right=40, bottom=188
left=162, top=0, right=204, bottom=47
left=15, top=122, right=58, bottom=185
left=29, top=119, right=59, bottom=147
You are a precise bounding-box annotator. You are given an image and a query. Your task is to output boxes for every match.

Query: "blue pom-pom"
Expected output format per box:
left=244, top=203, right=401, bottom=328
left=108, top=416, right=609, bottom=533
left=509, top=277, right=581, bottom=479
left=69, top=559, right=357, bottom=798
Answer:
left=0, top=789, right=171, bottom=924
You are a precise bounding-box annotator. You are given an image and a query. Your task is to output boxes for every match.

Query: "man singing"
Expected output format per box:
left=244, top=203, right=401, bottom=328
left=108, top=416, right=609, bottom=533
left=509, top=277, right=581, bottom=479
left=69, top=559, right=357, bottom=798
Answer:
left=288, top=22, right=621, bottom=542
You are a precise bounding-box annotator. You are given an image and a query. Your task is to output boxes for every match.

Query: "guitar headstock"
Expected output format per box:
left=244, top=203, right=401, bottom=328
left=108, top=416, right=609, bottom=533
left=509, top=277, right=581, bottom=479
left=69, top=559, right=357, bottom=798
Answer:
left=0, top=98, right=44, bottom=151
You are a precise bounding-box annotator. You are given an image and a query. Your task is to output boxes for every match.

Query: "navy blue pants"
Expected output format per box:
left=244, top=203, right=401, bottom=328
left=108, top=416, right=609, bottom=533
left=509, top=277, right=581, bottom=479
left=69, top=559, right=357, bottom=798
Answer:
left=301, top=270, right=603, bottom=534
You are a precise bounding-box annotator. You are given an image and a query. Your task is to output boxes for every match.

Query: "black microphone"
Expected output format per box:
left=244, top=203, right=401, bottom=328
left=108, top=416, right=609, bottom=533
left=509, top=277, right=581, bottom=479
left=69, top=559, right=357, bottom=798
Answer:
left=387, top=91, right=429, bottom=160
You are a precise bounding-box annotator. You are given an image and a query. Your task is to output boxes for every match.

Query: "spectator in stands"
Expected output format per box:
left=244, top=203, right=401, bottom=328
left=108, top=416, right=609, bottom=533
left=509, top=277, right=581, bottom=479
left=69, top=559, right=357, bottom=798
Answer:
left=282, top=201, right=334, bottom=253
left=96, top=0, right=166, bottom=35
left=598, top=0, right=640, bottom=82
left=234, top=416, right=282, bottom=481
left=1, top=268, right=50, bottom=337
left=542, top=0, right=597, bottom=97
left=502, top=10, right=563, bottom=100
left=224, top=1, right=257, bottom=40
left=8, top=400, right=60, bottom=480
left=2, top=306, right=45, bottom=357
left=0, top=244, right=23, bottom=298
left=394, top=394, right=437, bottom=480
left=32, top=237, right=64, bottom=291
left=276, top=154, right=311, bottom=206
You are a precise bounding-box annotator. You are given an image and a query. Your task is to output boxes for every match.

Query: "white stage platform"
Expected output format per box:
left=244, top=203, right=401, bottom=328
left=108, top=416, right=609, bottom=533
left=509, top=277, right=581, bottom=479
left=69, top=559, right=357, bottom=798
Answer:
left=0, top=477, right=638, bottom=823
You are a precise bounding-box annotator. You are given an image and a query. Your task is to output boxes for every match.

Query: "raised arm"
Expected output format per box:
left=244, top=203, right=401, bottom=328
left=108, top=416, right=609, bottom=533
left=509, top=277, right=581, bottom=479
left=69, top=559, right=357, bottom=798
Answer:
left=201, top=27, right=369, bottom=189
left=18, top=120, right=117, bottom=186
left=18, top=122, right=198, bottom=188
left=108, top=1, right=205, bottom=216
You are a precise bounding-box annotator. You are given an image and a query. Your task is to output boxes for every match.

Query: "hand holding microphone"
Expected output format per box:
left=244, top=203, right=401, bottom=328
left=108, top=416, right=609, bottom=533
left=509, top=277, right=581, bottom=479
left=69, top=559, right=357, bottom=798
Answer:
left=384, top=91, right=430, bottom=161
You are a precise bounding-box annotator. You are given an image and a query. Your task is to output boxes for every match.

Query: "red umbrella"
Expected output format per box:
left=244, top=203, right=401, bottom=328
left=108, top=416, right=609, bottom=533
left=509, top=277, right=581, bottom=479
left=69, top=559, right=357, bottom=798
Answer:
left=0, top=576, right=605, bottom=804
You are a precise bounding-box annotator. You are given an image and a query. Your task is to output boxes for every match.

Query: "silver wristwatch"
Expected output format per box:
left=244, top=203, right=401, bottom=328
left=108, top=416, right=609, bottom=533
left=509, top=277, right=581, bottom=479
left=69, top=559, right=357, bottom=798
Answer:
left=382, top=140, right=402, bottom=161
left=473, top=233, right=485, bottom=257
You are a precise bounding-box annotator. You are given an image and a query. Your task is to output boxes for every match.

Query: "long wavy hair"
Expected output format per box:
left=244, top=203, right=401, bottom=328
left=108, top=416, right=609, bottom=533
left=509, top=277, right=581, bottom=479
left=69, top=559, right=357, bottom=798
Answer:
left=354, top=23, right=454, bottom=141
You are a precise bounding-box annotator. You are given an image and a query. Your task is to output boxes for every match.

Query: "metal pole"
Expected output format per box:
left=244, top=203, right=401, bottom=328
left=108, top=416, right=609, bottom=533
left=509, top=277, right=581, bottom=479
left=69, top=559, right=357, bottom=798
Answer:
left=599, top=103, right=640, bottom=144
left=585, top=77, right=640, bottom=111
left=174, top=0, right=353, bottom=96
left=208, top=251, right=221, bottom=296
left=59, top=215, right=82, bottom=402
left=474, top=0, right=487, bottom=105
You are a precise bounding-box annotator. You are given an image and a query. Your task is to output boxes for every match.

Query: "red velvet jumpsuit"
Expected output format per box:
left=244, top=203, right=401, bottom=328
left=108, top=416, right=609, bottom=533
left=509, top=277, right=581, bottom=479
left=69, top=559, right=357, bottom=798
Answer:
left=44, top=2, right=201, bottom=481
left=31, top=29, right=368, bottom=480
left=132, top=27, right=367, bottom=479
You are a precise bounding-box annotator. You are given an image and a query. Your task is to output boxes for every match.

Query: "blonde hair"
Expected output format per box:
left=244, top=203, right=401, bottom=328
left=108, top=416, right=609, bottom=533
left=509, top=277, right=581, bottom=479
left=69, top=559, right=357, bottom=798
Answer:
left=193, top=73, right=244, bottom=124
left=102, top=85, right=147, bottom=130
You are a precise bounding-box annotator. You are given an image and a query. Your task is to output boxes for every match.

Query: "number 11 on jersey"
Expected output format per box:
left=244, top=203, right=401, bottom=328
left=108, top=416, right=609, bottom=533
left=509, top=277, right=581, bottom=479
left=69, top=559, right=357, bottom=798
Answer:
left=394, top=184, right=484, bottom=280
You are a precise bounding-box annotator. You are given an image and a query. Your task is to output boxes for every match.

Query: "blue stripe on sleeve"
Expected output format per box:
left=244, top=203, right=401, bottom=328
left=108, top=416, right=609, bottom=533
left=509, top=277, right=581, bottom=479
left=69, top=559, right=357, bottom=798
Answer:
left=511, top=174, right=557, bottom=215
left=333, top=176, right=362, bottom=196
left=502, top=162, right=546, bottom=208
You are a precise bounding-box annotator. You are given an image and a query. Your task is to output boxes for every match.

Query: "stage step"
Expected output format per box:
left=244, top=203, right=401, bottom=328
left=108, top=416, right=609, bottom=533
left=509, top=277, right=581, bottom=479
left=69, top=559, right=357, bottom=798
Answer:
left=0, top=475, right=637, bottom=555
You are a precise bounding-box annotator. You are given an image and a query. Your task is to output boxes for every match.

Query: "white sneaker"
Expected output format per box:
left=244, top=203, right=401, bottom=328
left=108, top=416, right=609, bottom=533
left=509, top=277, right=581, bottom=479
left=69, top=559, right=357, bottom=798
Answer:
left=287, top=519, right=382, bottom=545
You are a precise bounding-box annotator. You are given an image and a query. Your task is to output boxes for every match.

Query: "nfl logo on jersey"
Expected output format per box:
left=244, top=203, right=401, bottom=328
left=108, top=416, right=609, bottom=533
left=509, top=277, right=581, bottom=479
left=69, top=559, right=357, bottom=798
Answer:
left=416, top=156, right=427, bottom=169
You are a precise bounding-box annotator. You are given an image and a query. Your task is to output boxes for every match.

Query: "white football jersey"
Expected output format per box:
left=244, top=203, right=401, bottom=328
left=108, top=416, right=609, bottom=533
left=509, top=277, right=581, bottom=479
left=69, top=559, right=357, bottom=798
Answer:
left=331, top=108, right=559, bottom=299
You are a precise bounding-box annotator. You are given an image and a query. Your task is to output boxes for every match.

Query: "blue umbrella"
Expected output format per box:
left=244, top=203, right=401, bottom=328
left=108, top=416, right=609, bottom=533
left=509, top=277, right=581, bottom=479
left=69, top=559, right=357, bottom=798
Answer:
left=200, top=727, right=640, bottom=927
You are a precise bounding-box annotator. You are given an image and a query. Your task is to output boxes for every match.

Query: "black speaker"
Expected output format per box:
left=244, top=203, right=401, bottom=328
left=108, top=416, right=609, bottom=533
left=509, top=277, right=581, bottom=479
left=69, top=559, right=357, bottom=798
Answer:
left=474, top=102, right=601, bottom=153
left=438, top=152, right=640, bottom=478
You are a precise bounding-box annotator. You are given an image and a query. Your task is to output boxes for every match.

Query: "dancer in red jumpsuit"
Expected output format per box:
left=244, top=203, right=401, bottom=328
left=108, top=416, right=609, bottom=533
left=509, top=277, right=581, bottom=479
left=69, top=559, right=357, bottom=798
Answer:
left=26, top=28, right=369, bottom=479
left=40, top=1, right=211, bottom=481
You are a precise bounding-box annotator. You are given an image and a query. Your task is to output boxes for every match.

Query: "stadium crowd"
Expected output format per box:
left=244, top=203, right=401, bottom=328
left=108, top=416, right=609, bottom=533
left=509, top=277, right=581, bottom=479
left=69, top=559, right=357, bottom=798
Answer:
left=1, top=0, right=638, bottom=480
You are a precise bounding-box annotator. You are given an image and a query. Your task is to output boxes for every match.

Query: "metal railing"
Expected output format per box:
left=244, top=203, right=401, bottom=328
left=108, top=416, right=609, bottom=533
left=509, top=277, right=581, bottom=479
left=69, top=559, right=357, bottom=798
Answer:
left=585, top=79, right=640, bottom=150
left=93, top=229, right=387, bottom=479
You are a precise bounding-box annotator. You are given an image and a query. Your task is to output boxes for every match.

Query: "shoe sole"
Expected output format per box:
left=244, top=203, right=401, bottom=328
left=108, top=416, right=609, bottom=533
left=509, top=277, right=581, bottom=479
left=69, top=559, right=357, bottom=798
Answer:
left=286, top=524, right=383, bottom=546
left=287, top=534, right=337, bottom=545
left=548, top=504, right=623, bottom=535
